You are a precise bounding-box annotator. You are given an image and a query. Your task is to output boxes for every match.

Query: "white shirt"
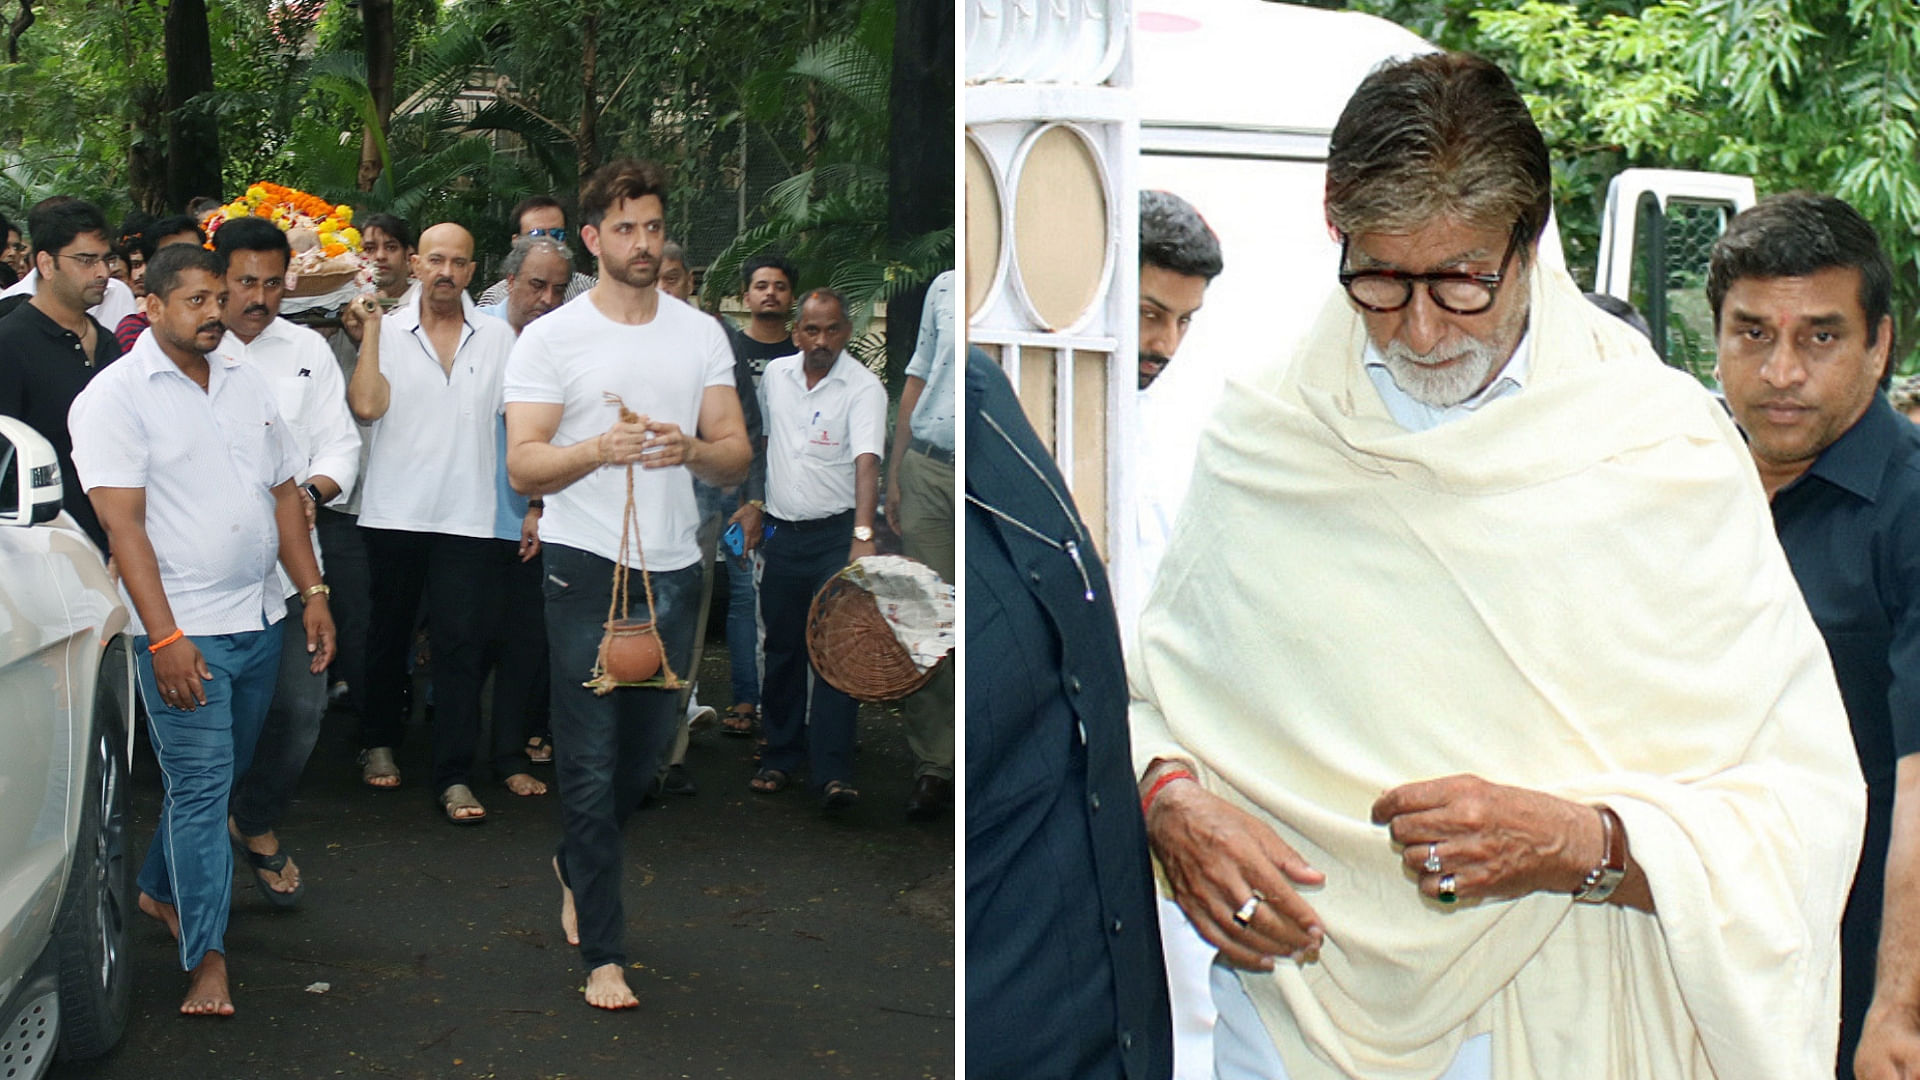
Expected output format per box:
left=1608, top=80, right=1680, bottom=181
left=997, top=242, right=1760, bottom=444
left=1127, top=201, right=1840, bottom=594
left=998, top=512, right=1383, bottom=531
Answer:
left=503, top=291, right=735, bottom=572
left=357, top=292, right=515, bottom=538
left=3, top=270, right=139, bottom=336
left=759, top=350, right=887, bottom=522
left=1363, top=332, right=1533, bottom=432
left=67, top=330, right=300, bottom=635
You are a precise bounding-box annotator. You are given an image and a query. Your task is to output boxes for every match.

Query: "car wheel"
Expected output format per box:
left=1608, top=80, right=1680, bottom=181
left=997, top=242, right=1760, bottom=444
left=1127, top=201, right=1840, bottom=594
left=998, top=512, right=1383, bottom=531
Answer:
left=52, top=651, right=132, bottom=1061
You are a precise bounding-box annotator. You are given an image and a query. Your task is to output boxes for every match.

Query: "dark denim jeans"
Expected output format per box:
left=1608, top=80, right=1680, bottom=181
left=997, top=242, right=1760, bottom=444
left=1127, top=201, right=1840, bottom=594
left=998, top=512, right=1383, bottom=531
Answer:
left=135, top=627, right=281, bottom=970
left=757, top=512, right=860, bottom=790
left=542, top=544, right=701, bottom=970
left=231, top=596, right=328, bottom=837
left=360, top=527, right=499, bottom=793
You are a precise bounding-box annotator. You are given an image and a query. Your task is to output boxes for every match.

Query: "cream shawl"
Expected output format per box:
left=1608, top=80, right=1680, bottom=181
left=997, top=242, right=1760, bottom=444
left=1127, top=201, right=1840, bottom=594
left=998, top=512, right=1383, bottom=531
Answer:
left=1128, top=261, right=1866, bottom=1079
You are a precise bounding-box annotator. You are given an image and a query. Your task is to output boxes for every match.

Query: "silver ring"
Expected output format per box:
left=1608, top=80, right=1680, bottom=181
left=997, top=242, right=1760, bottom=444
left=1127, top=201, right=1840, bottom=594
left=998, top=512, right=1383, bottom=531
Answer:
left=1231, top=894, right=1262, bottom=927
left=1437, top=873, right=1458, bottom=905
left=1424, top=843, right=1441, bottom=874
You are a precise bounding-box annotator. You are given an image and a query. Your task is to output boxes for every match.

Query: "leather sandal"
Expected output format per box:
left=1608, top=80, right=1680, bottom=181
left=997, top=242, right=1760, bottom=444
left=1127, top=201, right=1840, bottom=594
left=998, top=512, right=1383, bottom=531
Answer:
left=359, top=746, right=400, bottom=789
left=722, top=705, right=757, bottom=738
left=438, top=783, right=488, bottom=825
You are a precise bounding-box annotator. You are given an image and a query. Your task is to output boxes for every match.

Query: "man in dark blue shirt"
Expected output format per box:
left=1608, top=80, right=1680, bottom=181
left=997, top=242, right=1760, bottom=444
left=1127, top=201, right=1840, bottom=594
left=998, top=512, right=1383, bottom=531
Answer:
left=1711, top=192, right=1920, bottom=1080
left=965, top=346, right=1172, bottom=1079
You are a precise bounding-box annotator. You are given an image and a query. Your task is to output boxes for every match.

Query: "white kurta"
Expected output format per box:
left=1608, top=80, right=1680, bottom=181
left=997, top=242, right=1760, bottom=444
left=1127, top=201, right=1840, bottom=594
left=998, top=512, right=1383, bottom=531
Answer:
left=1129, top=261, right=1865, bottom=1079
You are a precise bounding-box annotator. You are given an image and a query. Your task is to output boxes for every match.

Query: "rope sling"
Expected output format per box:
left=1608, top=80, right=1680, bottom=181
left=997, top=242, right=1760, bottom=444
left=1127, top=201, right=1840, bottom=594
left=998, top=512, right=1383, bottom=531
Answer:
left=585, top=391, right=683, bottom=695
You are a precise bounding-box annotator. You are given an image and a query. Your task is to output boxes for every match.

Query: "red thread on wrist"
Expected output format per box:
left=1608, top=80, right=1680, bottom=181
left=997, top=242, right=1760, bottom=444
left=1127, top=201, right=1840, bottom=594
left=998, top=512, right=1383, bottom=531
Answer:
left=1141, top=768, right=1196, bottom=817
left=148, top=628, right=185, bottom=654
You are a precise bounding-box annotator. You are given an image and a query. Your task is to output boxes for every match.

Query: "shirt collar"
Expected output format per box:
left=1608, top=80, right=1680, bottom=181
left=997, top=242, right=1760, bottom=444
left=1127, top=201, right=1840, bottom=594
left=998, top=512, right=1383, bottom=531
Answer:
left=390, top=289, right=480, bottom=333
left=1362, top=331, right=1532, bottom=432
left=784, top=350, right=854, bottom=387
left=1798, top=393, right=1907, bottom=503
left=135, top=327, right=241, bottom=379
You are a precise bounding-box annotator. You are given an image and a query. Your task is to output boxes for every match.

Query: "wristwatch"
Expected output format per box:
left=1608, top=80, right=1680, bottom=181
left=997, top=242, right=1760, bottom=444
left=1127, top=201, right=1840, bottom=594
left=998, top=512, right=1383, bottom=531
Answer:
left=302, top=482, right=323, bottom=505
left=1573, top=806, right=1626, bottom=903
left=852, top=525, right=874, bottom=542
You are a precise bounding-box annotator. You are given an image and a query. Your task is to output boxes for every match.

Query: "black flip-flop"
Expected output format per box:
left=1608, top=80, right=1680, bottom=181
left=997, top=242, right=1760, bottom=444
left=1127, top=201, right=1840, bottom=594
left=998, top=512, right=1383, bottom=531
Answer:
left=235, top=843, right=304, bottom=909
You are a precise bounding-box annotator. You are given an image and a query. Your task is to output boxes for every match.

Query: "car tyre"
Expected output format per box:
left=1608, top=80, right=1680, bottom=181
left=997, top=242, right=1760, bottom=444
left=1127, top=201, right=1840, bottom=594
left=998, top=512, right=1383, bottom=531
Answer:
left=52, top=647, right=132, bottom=1061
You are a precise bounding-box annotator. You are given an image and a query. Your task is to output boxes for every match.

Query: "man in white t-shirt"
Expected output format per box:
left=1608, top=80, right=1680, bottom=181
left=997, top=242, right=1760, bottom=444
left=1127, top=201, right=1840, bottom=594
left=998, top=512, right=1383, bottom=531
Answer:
left=69, top=243, right=334, bottom=1018
left=347, top=221, right=518, bottom=824
left=213, top=216, right=361, bottom=909
left=503, top=159, right=750, bottom=1012
left=731, top=288, right=886, bottom=809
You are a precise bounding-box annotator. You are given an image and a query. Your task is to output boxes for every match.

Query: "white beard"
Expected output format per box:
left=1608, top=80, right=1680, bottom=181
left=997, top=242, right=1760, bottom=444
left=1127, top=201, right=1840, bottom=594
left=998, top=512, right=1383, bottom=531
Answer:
left=1380, top=335, right=1502, bottom=408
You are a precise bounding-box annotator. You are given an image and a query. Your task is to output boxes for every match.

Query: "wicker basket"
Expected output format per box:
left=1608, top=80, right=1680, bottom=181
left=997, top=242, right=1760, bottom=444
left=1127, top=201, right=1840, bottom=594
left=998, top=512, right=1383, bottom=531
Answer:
left=806, top=562, right=944, bottom=702
left=288, top=268, right=359, bottom=297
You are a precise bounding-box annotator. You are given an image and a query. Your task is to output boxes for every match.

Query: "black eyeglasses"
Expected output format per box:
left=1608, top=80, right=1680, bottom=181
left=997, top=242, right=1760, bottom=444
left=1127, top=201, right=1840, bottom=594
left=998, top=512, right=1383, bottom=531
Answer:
left=1337, top=224, right=1524, bottom=315
left=53, top=251, right=107, bottom=270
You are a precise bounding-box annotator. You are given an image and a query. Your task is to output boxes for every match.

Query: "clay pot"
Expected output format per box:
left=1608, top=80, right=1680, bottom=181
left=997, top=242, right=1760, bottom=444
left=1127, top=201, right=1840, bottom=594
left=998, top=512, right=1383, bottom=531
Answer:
left=599, top=618, right=663, bottom=683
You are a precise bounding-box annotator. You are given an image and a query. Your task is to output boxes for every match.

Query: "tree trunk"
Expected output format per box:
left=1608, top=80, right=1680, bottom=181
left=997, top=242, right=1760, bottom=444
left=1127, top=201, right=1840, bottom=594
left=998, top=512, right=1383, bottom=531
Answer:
left=884, top=0, right=954, bottom=385
left=577, top=4, right=598, bottom=180
left=164, top=0, right=221, bottom=211
left=358, top=0, right=396, bottom=192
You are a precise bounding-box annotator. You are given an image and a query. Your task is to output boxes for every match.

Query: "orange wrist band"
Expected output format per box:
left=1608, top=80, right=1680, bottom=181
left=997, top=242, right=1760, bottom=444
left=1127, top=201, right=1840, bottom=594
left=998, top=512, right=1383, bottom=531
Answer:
left=1141, top=768, right=1196, bottom=816
left=148, top=628, right=185, bottom=654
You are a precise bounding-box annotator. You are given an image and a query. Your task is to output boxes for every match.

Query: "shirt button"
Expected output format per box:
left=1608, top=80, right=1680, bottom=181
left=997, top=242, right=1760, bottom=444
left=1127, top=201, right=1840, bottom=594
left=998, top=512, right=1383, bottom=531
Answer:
left=1068, top=675, right=1082, bottom=694
left=1120, top=1031, right=1133, bottom=1050
left=1029, top=569, right=1041, bottom=584
left=1111, top=917, right=1123, bottom=934
left=1089, top=792, right=1101, bottom=812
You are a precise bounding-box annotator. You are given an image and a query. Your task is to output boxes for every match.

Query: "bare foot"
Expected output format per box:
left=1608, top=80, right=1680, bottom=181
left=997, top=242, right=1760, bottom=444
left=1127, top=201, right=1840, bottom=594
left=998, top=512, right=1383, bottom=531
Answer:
left=139, top=892, right=180, bottom=940
left=229, top=819, right=299, bottom=895
left=504, top=772, right=548, bottom=797
left=180, top=951, right=234, bottom=1017
left=552, top=857, right=579, bottom=946
left=583, top=963, right=638, bottom=1010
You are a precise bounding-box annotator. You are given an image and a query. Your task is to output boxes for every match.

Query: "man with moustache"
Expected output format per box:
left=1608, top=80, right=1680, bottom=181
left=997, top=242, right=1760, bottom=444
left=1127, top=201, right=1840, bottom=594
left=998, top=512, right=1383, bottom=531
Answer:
left=504, top=158, right=750, bottom=1010
left=1129, top=53, right=1862, bottom=1078
left=479, top=234, right=573, bottom=333
left=348, top=222, right=517, bottom=823
left=359, top=212, right=417, bottom=305
left=0, top=198, right=121, bottom=554
left=477, top=195, right=595, bottom=306
left=1706, top=194, right=1920, bottom=1080
left=731, top=288, right=885, bottom=808
left=0, top=211, right=26, bottom=281
left=211, top=216, right=360, bottom=908
left=69, top=242, right=334, bottom=1017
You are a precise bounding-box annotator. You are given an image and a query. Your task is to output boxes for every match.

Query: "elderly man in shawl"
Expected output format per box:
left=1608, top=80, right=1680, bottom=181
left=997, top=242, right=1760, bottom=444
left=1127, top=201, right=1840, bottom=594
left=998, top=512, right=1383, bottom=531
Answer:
left=1129, top=51, right=1866, bottom=1080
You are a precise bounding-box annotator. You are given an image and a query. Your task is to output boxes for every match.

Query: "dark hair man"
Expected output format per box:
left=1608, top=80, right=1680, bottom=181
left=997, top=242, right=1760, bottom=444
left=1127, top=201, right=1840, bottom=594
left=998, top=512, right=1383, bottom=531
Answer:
left=476, top=196, right=595, bottom=308
left=1127, top=52, right=1860, bottom=1078
left=69, top=241, right=334, bottom=1018
left=348, top=222, right=520, bottom=822
left=731, top=288, right=884, bottom=810
left=210, top=215, right=362, bottom=911
left=1, top=195, right=140, bottom=334
left=0, top=198, right=121, bottom=551
left=107, top=212, right=151, bottom=287
left=1137, top=190, right=1223, bottom=390
left=116, top=214, right=209, bottom=350
left=358, top=212, right=416, bottom=304
left=1706, top=192, right=1916, bottom=1080
left=0, top=211, right=26, bottom=280
left=504, top=157, right=749, bottom=1011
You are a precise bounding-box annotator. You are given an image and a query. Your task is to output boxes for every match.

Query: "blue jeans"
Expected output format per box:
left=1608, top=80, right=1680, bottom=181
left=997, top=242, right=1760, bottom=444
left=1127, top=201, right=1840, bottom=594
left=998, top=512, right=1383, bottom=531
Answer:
left=723, top=496, right=761, bottom=707
left=135, top=626, right=282, bottom=970
left=757, top=512, right=860, bottom=789
left=230, top=597, right=327, bottom=837
left=542, top=544, right=701, bottom=970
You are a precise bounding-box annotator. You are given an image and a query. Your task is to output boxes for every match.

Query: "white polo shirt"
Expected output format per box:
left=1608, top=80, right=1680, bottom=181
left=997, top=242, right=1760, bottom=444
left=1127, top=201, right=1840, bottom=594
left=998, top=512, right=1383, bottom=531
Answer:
left=503, top=291, right=735, bottom=572
left=3, top=270, right=140, bottom=337
left=357, top=292, right=515, bottom=538
left=68, top=330, right=300, bottom=635
left=759, top=350, right=887, bottom=522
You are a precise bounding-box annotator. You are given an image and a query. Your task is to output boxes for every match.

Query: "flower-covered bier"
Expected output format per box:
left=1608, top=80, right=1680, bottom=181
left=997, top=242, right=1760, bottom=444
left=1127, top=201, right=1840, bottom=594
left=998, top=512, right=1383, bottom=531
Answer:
left=205, top=182, right=370, bottom=294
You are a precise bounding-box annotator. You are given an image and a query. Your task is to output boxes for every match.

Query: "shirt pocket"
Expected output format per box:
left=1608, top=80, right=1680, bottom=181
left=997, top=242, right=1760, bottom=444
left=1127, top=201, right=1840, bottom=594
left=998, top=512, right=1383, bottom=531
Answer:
left=274, top=375, right=309, bottom=430
left=799, top=409, right=849, bottom=463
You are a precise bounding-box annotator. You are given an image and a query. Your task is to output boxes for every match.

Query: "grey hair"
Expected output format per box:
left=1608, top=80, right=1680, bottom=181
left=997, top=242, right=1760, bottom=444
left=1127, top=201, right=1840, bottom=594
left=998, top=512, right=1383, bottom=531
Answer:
left=1326, top=52, right=1552, bottom=249
left=501, top=234, right=574, bottom=279
left=662, top=240, right=686, bottom=264
left=1140, top=190, right=1223, bottom=281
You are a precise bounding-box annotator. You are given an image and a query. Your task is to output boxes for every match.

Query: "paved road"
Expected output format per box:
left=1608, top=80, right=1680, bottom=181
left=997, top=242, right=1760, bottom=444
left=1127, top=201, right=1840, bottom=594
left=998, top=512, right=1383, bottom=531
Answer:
left=53, top=647, right=956, bottom=1080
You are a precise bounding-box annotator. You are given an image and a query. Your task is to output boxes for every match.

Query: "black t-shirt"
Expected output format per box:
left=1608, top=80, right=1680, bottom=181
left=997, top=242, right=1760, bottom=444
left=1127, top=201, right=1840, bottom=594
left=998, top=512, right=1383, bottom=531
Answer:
left=0, top=301, right=120, bottom=552
left=728, top=321, right=795, bottom=386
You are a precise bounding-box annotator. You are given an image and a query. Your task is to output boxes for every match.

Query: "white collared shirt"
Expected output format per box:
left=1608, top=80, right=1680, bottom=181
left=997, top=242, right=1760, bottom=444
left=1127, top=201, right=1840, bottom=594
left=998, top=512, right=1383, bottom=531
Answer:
left=357, top=291, right=515, bottom=538
left=502, top=291, right=736, bottom=572
left=759, top=350, right=887, bottom=522
left=221, top=318, right=360, bottom=504
left=1363, top=331, right=1533, bottom=432
left=67, top=329, right=300, bottom=635
left=3, top=270, right=140, bottom=337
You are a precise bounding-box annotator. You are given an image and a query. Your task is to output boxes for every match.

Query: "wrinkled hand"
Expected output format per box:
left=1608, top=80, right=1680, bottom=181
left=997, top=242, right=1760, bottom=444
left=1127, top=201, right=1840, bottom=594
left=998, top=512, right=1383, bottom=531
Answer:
left=302, top=597, right=336, bottom=674
left=729, top=501, right=766, bottom=553
left=151, top=635, right=212, bottom=711
left=1856, top=1006, right=1920, bottom=1080
left=339, top=291, right=382, bottom=345
left=1145, top=779, right=1326, bottom=970
left=1370, top=774, right=1600, bottom=904
left=519, top=508, right=542, bottom=561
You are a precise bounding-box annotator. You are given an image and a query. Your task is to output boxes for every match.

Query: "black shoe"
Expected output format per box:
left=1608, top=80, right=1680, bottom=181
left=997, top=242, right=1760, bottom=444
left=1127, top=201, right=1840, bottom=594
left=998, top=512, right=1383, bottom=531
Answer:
left=905, top=774, right=952, bottom=821
left=660, top=763, right=697, bottom=796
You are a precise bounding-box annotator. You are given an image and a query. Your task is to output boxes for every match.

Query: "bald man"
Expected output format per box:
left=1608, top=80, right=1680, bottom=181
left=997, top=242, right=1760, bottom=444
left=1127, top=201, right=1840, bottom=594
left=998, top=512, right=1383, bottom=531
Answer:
left=347, top=222, right=522, bottom=823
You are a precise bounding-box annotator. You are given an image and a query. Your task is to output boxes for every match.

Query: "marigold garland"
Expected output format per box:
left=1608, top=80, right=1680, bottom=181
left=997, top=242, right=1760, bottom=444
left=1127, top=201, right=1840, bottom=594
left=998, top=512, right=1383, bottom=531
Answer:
left=205, top=182, right=363, bottom=258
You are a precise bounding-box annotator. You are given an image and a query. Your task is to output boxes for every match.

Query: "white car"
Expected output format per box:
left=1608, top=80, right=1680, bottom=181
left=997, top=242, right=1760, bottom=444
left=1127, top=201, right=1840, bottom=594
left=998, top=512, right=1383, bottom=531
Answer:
left=0, top=415, right=133, bottom=1076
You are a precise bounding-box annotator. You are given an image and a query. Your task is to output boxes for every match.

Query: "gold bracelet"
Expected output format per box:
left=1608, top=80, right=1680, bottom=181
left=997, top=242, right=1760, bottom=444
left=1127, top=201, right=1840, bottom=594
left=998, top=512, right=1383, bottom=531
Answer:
left=301, top=583, right=332, bottom=603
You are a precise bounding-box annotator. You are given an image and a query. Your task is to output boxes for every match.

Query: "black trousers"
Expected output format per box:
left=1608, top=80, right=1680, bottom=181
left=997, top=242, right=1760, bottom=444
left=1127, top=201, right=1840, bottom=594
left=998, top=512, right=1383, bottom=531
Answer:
left=486, top=541, right=550, bottom=776
left=360, top=527, right=499, bottom=793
